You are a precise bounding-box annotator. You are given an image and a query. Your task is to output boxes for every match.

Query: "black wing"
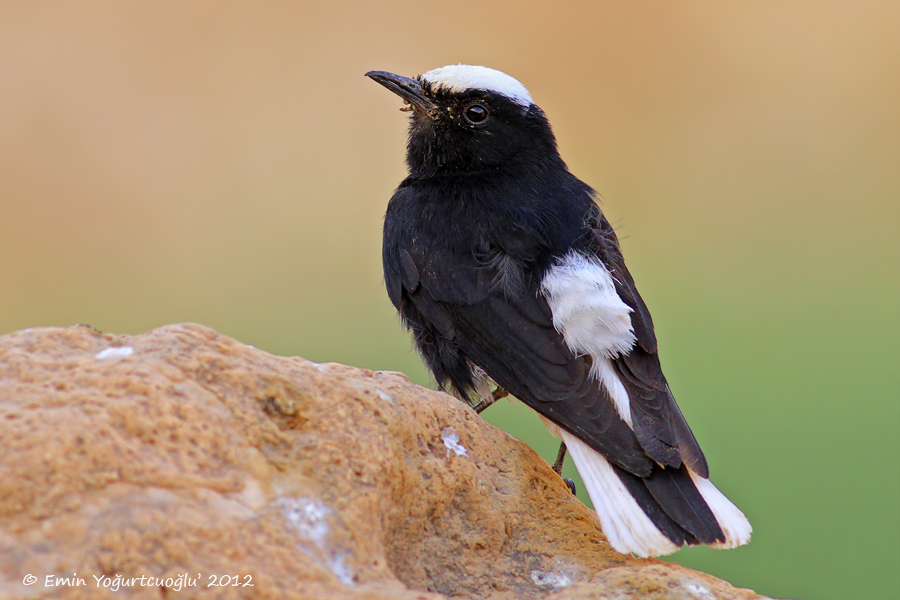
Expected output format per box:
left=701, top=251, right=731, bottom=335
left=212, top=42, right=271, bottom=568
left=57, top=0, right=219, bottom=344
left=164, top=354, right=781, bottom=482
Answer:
left=384, top=196, right=722, bottom=543
left=385, top=227, right=653, bottom=476
left=587, top=209, right=709, bottom=477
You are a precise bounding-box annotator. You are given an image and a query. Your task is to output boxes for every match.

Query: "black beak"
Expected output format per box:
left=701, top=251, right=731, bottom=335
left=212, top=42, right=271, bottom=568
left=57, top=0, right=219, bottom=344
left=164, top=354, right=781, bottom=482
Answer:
left=366, top=70, right=440, bottom=117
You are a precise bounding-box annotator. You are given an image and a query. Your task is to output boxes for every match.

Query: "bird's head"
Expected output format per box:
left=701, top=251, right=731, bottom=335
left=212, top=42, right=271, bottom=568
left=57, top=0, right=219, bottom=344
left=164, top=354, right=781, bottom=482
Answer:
left=366, top=65, right=563, bottom=177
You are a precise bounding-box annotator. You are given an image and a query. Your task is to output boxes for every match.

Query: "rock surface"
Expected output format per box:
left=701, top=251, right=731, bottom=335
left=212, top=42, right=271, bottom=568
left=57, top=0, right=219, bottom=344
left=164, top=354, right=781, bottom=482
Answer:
left=0, top=324, right=767, bottom=600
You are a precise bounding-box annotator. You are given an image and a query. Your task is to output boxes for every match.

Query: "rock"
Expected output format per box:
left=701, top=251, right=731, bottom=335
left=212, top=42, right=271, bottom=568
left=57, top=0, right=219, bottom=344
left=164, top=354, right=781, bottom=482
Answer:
left=0, top=324, right=768, bottom=600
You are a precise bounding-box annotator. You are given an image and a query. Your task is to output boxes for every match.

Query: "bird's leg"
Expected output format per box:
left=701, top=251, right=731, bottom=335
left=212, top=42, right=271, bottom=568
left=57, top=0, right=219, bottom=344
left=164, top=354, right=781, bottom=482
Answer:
left=472, top=386, right=508, bottom=414
left=552, top=442, right=577, bottom=496
left=551, top=442, right=567, bottom=475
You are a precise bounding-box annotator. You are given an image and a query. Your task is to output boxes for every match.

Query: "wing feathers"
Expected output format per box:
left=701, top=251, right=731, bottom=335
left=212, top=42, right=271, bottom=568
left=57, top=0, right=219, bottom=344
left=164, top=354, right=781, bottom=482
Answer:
left=398, top=248, right=420, bottom=291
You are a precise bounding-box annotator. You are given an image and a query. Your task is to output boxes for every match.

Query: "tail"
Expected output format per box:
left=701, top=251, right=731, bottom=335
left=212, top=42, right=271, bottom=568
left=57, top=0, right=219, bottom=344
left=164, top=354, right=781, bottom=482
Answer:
left=560, top=429, right=751, bottom=557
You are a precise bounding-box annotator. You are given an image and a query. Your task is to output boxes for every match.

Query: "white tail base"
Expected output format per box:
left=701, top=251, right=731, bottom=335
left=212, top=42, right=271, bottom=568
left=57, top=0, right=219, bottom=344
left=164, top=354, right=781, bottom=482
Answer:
left=561, top=430, right=679, bottom=557
left=553, top=428, right=752, bottom=557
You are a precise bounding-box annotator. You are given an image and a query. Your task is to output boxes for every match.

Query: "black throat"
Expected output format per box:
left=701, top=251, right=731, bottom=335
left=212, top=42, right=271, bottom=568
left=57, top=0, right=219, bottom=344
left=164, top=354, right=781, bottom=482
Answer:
left=404, top=104, right=566, bottom=179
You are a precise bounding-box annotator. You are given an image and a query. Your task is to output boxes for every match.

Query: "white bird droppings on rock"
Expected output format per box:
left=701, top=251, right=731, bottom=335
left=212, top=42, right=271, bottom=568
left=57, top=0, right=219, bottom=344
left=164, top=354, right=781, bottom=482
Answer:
left=441, top=427, right=468, bottom=456
left=95, top=346, right=134, bottom=360
left=531, top=570, right=573, bottom=589
left=276, top=497, right=356, bottom=585
left=682, top=579, right=717, bottom=600
left=277, top=496, right=331, bottom=545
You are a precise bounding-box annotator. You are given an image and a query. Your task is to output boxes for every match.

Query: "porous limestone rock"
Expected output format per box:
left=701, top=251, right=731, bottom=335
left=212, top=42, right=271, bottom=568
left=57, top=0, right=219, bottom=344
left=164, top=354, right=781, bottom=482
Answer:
left=0, top=324, right=767, bottom=600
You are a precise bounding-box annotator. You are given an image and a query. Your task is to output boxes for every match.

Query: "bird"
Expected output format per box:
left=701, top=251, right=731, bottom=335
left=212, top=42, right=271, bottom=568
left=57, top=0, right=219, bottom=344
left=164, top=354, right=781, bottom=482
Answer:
left=366, top=64, right=751, bottom=557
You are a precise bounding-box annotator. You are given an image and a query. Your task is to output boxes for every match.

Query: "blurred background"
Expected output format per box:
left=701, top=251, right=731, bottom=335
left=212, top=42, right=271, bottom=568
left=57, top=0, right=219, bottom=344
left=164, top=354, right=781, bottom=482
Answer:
left=1, top=1, right=897, bottom=598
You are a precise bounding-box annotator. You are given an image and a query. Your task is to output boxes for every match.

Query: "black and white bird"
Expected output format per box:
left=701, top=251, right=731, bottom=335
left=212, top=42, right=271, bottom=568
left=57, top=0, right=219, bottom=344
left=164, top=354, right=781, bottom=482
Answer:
left=366, top=64, right=751, bottom=557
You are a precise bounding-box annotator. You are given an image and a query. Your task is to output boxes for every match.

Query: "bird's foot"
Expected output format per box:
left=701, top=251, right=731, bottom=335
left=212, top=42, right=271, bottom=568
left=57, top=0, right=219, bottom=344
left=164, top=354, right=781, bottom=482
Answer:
left=552, top=442, right=576, bottom=495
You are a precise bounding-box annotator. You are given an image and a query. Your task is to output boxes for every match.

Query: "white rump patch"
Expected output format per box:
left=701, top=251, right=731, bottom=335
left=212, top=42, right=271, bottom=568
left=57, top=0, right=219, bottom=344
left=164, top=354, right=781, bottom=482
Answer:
left=541, top=251, right=636, bottom=360
left=688, top=470, right=753, bottom=549
left=541, top=252, right=637, bottom=424
left=95, top=346, right=134, bottom=360
left=561, top=430, right=679, bottom=557
left=421, top=64, right=533, bottom=107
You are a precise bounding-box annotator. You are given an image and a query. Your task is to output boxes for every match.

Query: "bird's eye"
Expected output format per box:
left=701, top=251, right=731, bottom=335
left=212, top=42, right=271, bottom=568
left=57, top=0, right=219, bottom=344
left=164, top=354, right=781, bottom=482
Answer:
left=464, top=104, right=489, bottom=124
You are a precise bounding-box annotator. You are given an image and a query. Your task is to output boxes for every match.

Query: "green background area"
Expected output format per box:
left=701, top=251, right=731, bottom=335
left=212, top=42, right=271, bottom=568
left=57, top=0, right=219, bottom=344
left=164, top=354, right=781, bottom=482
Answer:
left=1, top=3, right=897, bottom=599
